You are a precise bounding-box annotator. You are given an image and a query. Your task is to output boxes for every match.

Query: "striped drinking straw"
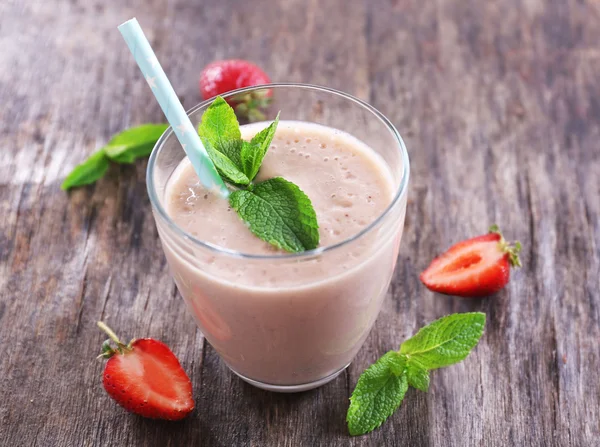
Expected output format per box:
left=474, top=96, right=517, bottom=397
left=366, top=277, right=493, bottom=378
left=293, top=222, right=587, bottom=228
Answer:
left=118, top=18, right=229, bottom=197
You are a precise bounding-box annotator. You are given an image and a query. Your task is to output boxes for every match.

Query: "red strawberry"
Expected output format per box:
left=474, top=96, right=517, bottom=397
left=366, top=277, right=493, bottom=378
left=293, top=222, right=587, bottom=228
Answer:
left=420, top=225, right=522, bottom=297
left=199, top=59, right=272, bottom=121
left=97, top=322, right=194, bottom=420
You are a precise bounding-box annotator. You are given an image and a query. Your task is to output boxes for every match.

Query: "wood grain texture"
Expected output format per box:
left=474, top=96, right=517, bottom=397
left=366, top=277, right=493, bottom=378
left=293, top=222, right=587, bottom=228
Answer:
left=0, top=0, right=598, bottom=446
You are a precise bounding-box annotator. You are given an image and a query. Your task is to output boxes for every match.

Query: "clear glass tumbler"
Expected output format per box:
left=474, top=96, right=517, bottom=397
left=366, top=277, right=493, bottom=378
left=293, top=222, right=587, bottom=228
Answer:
left=147, top=84, right=410, bottom=392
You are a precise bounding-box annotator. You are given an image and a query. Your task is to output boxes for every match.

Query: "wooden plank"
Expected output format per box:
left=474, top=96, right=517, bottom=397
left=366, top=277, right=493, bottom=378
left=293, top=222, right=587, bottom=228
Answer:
left=0, top=0, right=598, bottom=445
left=366, top=0, right=600, bottom=445
left=0, top=0, right=367, bottom=445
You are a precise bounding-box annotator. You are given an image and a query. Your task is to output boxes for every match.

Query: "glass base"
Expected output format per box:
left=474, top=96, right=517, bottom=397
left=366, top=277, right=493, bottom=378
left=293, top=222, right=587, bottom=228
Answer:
left=230, top=363, right=350, bottom=393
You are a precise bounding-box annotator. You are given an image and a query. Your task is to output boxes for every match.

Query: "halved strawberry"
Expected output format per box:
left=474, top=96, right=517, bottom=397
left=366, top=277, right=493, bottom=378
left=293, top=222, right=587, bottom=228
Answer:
left=420, top=225, right=521, bottom=297
left=97, top=322, right=194, bottom=420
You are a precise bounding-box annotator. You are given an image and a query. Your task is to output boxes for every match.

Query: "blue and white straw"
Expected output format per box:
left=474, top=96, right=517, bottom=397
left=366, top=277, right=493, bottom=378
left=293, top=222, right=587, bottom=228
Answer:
left=118, top=18, right=229, bottom=197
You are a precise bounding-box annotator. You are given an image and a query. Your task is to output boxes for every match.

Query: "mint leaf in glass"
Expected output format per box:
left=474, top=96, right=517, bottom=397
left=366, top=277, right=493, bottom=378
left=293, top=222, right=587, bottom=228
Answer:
left=347, top=351, right=408, bottom=436
left=229, top=177, right=319, bottom=253
left=201, top=98, right=317, bottom=252
left=196, top=96, right=318, bottom=252
left=240, top=113, right=280, bottom=181
left=399, top=312, right=486, bottom=370
left=203, top=140, right=250, bottom=185
left=198, top=96, right=251, bottom=184
left=103, top=123, right=169, bottom=163
left=347, top=313, right=485, bottom=436
left=198, top=96, right=242, bottom=159
left=61, top=149, right=110, bottom=190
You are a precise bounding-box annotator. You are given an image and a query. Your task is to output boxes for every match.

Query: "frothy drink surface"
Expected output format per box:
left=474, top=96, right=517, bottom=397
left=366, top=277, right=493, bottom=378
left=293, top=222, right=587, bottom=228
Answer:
left=161, top=121, right=403, bottom=387
left=167, top=121, right=394, bottom=255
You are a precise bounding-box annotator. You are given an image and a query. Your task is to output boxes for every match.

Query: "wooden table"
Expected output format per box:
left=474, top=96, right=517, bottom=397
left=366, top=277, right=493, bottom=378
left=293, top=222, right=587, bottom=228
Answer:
left=1, top=0, right=598, bottom=445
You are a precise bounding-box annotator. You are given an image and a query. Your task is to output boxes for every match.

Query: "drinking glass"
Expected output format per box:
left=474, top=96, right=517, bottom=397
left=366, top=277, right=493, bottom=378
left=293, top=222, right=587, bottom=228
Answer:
left=147, top=84, right=410, bottom=392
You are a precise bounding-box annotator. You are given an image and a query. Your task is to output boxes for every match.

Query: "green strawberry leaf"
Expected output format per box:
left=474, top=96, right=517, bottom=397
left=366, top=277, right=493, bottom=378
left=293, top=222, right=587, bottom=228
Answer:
left=229, top=177, right=319, bottom=252
left=405, top=362, right=430, bottom=392
left=399, top=313, right=486, bottom=370
left=103, top=123, right=169, bottom=163
left=240, top=112, right=280, bottom=180
left=61, top=149, right=110, bottom=190
left=347, top=351, right=408, bottom=436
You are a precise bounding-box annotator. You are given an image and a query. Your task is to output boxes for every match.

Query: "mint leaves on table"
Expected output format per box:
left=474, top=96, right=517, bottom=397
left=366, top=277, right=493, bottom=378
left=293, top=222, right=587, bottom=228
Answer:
left=198, top=96, right=317, bottom=253
left=399, top=311, right=486, bottom=369
left=347, top=312, right=486, bottom=436
left=61, top=149, right=110, bottom=190
left=102, top=124, right=169, bottom=163
left=61, top=123, right=169, bottom=190
left=346, top=351, right=409, bottom=437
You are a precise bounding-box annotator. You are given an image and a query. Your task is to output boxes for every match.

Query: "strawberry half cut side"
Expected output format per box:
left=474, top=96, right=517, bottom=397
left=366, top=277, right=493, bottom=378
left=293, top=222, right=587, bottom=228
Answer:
left=420, top=225, right=522, bottom=298
left=97, top=322, right=194, bottom=421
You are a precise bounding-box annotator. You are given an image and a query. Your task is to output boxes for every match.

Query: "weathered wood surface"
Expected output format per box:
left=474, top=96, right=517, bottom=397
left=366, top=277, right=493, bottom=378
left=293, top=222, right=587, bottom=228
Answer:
left=1, top=0, right=599, bottom=445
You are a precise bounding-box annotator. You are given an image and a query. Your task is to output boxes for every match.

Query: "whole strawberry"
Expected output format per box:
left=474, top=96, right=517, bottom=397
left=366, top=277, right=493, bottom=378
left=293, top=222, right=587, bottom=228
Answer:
left=97, top=322, right=194, bottom=420
left=420, top=225, right=522, bottom=297
left=199, top=59, right=271, bottom=121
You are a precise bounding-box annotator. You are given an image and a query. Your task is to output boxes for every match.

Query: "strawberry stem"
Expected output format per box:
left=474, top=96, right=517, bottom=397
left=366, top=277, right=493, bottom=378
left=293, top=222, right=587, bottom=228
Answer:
left=489, top=225, right=522, bottom=268
left=97, top=321, right=123, bottom=345
left=96, top=322, right=133, bottom=359
left=232, top=90, right=271, bottom=122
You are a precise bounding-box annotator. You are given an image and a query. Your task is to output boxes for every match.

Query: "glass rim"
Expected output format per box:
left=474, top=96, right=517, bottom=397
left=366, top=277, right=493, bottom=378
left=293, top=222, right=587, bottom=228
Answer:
left=147, top=82, right=410, bottom=260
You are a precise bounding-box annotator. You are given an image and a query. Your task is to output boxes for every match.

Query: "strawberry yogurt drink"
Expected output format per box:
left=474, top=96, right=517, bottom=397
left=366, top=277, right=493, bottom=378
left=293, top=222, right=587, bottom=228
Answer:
left=148, top=85, right=409, bottom=391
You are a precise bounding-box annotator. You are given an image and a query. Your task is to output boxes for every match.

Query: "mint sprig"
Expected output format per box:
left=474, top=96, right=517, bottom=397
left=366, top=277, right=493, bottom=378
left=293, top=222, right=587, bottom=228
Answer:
left=61, top=123, right=169, bottom=190
left=198, top=96, right=249, bottom=185
left=347, top=312, right=486, bottom=436
left=241, top=113, right=279, bottom=181
left=399, top=312, right=486, bottom=369
left=347, top=351, right=408, bottom=436
left=199, top=96, right=319, bottom=253
left=230, top=177, right=319, bottom=252
left=198, top=96, right=281, bottom=185
left=103, top=124, right=169, bottom=164
left=405, top=363, right=430, bottom=392
left=61, top=149, right=110, bottom=190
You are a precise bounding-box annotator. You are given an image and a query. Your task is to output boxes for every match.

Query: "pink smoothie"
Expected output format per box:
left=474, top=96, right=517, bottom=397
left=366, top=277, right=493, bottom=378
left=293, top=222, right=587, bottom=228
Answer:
left=158, top=121, right=406, bottom=388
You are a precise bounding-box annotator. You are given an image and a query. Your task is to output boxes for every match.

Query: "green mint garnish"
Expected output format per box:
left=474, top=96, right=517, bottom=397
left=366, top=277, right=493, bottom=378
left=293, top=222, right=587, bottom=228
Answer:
left=61, top=123, right=168, bottom=190
left=230, top=177, right=319, bottom=252
left=61, top=149, right=110, bottom=190
left=347, top=351, right=408, bottom=436
left=198, top=96, right=281, bottom=185
left=399, top=312, right=486, bottom=369
left=240, top=113, right=280, bottom=181
left=103, top=124, right=169, bottom=163
left=198, top=96, right=249, bottom=185
left=347, top=312, right=486, bottom=436
left=203, top=141, right=250, bottom=186
left=405, top=363, right=430, bottom=392
left=199, top=96, right=319, bottom=253
left=198, top=96, right=243, bottom=152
